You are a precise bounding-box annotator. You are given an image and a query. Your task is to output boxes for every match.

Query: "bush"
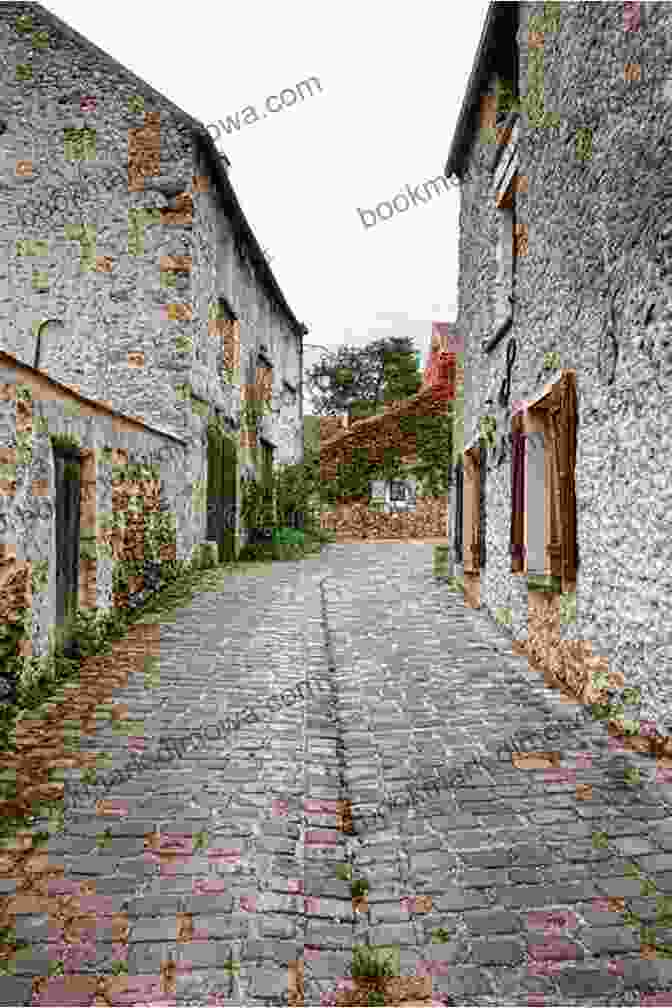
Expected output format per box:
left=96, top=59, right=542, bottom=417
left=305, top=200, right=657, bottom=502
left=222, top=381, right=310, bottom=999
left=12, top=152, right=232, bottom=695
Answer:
left=272, top=527, right=306, bottom=546
left=238, top=526, right=334, bottom=564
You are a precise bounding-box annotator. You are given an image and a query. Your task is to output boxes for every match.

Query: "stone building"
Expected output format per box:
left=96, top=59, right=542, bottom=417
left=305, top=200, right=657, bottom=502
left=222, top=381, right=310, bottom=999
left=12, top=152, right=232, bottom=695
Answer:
left=446, top=1, right=672, bottom=729
left=0, top=352, right=188, bottom=682
left=0, top=3, right=306, bottom=685
left=319, top=346, right=458, bottom=541
left=0, top=1, right=305, bottom=553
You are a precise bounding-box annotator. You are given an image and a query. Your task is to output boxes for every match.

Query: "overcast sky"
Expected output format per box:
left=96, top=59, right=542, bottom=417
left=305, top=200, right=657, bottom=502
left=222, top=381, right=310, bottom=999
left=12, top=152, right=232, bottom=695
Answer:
left=45, top=0, right=490, bottom=409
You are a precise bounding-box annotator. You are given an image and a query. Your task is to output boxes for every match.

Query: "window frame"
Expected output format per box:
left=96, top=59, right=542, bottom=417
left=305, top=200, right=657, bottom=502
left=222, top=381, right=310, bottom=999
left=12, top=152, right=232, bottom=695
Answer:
left=212, top=296, right=240, bottom=384
left=389, top=479, right=408, bottom=502
left=510, top=372, right=578, bottom=592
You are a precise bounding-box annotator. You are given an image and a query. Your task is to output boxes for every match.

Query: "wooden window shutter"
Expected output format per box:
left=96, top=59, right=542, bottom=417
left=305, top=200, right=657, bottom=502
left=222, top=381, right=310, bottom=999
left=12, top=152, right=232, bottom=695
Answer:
left=479, top=441, right=487, bottom=568
left=256, top=362, right=273, bottom=408
left=453, top=460, right=463, bottom=564
left=546, top=372, right=577, bottom=587
left=510, top=413, right=526, bottom=573
left=463, top=448, right=480, bottom=574
left=222, top=320, right=240, bottom=374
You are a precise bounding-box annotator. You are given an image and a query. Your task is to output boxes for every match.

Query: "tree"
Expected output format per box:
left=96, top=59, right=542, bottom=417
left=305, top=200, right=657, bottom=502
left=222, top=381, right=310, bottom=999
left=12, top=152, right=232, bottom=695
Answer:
left=305, top=337, right=422, bottom=419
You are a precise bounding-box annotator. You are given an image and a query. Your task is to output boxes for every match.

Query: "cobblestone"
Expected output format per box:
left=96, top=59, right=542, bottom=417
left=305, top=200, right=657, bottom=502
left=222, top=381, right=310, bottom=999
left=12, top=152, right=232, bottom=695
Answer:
left=3, top=544, right=672, bottom=1006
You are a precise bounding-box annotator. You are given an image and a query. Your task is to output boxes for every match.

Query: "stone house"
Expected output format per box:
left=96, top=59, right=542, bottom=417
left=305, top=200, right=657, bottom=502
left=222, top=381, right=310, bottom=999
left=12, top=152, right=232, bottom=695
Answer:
left=0, top=2, right=305, bottom=540
left=0, top=3, right=305, bottom=684
left=445, top=1, right=672, bottom=729
left=319, top=344, right=458, bottom=541
left=0, top=351, right=188, bottom=687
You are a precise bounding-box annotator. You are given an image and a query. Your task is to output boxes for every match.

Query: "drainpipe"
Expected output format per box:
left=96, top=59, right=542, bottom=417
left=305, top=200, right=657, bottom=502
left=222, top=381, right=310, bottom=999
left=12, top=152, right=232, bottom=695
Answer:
left=33, top=318, right=63, bottom=370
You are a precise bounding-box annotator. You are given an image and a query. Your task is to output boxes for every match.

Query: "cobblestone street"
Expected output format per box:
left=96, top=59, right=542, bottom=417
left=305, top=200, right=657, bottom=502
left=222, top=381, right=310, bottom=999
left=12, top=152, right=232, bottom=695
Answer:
left=2, top=544, right=672, bottom=1007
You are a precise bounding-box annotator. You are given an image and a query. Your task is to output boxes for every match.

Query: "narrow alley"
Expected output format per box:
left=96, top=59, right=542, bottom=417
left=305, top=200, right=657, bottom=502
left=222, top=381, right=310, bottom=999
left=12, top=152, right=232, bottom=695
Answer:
left=2, top=544, right=671, bottom=1007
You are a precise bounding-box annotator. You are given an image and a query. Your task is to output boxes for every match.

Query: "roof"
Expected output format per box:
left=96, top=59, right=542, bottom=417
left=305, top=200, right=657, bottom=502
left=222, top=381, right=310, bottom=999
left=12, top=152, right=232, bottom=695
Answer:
left=444, top=1, right=519, bottom=180
left=30, top=2, right=307, bottom=341
left=0, top=349, right=187, bottom=444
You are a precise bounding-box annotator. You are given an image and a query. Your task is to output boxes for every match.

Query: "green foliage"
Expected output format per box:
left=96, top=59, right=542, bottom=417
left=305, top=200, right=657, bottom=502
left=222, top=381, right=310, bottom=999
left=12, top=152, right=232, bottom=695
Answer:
left=351, top=945, right=395, bottom=980
left=399, top=410, right=453, bottom=497
left=63, top=460, right=80, bottom=481
left=559, top=590, right=576, bottom=625
left=335, top=864, right=353, bottom=882
left=431, top=927, right=452, bottom=943
left=576, top=127, right=593, bottom=162
left=543, top=351, right=561, bottom=371
left=31, top=31, right=50, bottom=50
left=63, top=127, right=96, bottom=161
left=496, top=78, right=521, bottom=118
left=272, top=527, right=306, bottom=546
left=241, top=478, right=275, bottom=531
left=0, top=620, right=26, bottom=665
left=351, top=878, right=369, bottom=899
left=206, top=423, right=237, bottom=562
left=113, top=462, right=160, bottom=481
left=50, top=432, right=81, bottom=454
left=15, top=432, right=32, bottom=465
left=144, top=511, right=176, bottom=562
left=128, top=95, right=145, bottom=114
left=327, top=444, right=401, bottom=502
left=367, top=993, right=386, bottom=1006
left=16, top=240, right=48, bottom=257
left=303, top=416, right=322, bottom=455
left=31, top=560, right=49, bottom=594
left=174, top=333, right=193, bottom=355
left=128, top=209, right=153, bottom=255
left=541, top=1, right=561, bottom=33
left=305, top=336, right=422, bottom=418
left=479, top=415, right=497, bottom=450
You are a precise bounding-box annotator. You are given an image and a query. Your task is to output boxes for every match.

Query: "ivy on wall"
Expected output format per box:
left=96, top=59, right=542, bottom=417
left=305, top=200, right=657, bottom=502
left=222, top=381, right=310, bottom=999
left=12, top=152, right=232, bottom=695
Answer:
left=49, top=432, right=82, bottom=454
left=399, top=411, right=454, bottom=498
left=320, top=409, right=454, bottom=505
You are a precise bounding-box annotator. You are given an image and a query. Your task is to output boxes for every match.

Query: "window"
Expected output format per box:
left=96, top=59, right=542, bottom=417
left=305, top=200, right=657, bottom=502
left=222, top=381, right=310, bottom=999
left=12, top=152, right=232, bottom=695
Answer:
left=259, top=438, right=275, bottom=524
left=256, top=353, right=274, bottom=412
left=510, top=372, right=578, bottom=591
left=528, top=372, right=577, bottom=592
left=484, top=109, right=526, bottom=354
left=462, top=444, right=482, bottom=608
left=463, top=446, right=481, bottom=574
left=510, top=412, right=526, bottom=574
left=389, top=480, right=407, bottom=501
left=210, top=297, right=239, bottom=382
left=453, top=460, right=464, bottom=564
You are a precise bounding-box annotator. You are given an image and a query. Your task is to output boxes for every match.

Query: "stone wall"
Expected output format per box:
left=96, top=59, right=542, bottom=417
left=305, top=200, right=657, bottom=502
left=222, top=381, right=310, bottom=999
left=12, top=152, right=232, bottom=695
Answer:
left=0, top=352, right=190, bottom=669
left=454, top=2, right=672, bottom=729
left=0, top=3, right=304, bottom=556
left=192, top=145, right=303, bottom=478
left=320, top=380, right=455, bottom=484
left=321, top=494, right=448, bottom=541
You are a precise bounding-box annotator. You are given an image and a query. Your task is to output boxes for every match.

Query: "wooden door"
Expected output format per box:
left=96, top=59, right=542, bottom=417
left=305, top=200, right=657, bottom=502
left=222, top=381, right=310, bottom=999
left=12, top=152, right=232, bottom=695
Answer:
left=207, top=426, right=238, bottom=562
left=53, top=442, right=81, bottom=656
